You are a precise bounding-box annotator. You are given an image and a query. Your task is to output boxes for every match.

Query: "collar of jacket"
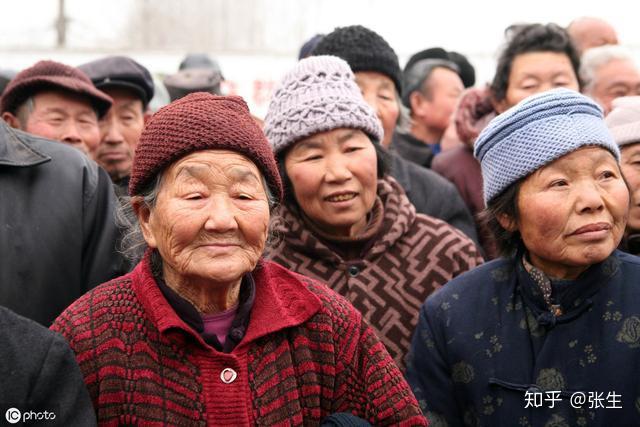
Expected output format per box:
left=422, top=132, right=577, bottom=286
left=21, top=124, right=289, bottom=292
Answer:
left=516, top=246, right=621, bottom=327
left=272, top=175, right=416, bottom=264
left=0, top=120, right=51, bottom=167
left=130, top=249, right=322, bottom=351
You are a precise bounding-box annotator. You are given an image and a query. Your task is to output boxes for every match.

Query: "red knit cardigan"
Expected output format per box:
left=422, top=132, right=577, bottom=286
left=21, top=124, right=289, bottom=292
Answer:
left=51, top=255, right=426, bottom=426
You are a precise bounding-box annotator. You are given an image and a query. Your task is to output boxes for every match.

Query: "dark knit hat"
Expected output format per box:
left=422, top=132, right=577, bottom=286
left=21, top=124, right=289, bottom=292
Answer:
left=0, top=60, right=113, bottom=118
left=79, top=56, right=155, bottom=108
left=129, top=93, right=282, bottom=202
left=312, top=25, right=402, bottom=94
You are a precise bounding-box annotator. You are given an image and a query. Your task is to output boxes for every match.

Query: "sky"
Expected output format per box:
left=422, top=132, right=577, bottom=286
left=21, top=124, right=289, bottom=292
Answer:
left=2, top=0, right=638, bottom=115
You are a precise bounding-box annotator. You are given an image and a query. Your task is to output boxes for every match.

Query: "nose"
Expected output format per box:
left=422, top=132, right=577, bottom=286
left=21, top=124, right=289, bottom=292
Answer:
left=324, top=153, right=353, bottom=183
left=575, top=181, right=605, bottom=214
left=102, top=117, right=125, bottom=146
left=60, top=120, right=83, bottom=145
left=203, top=195, right=239, bottom=233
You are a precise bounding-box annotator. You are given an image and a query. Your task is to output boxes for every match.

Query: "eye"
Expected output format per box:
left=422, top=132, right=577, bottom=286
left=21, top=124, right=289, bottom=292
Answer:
left=345, top=146, right=363, bottom=153
left=303, top=154, right=322, bottom=162
left=550, top=179, right=568, bottom=188
left=600, top=170, right=617, bottom=179
left=378, top=94, right=393, bottom=101
left=185, top=193, right=204, bottom=200
left=236, top=194, right=253, bottom=200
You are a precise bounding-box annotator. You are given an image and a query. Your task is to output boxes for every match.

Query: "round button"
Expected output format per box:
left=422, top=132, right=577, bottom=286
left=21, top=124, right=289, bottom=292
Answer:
left=220, top=368, right=237, bottom=384
left=348, top=265, right=360, bottom=277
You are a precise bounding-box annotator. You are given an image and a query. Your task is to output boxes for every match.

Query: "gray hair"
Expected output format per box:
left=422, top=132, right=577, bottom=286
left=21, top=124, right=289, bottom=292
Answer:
left=401, top=58, right=460, bottom=107
left=117, top=171, right=279, bottom=266
left=15, top=97, right=34, bottom=127
left=580, top=45, right=638, bottom=92
left=395, top=91, right=412, bottom=134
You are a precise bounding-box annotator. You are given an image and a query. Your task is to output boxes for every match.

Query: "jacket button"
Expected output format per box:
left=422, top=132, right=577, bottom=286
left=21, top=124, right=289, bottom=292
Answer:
left=220, top=368, right=237, bottom=384
left=348, top=265, right=360, bottom=277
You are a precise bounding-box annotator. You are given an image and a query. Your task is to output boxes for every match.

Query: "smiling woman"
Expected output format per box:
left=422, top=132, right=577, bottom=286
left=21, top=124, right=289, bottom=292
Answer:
left=51, top=92, right=426, bottom=425
left=263, top=55, right=482, bottom=373
left=407, top=89, right=640, bottom=426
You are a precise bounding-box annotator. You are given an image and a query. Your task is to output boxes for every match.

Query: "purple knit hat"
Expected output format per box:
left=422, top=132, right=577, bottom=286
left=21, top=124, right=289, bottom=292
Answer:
left=263, top=55, right=383, bottom=155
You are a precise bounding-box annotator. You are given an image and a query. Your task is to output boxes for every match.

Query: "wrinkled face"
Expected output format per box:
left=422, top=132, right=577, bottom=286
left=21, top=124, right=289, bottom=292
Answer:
left=354, top=71, right=398, bottom=147
left=588, top=59, right=640, bottom=115
left=417, top=67, right=464, bottom=135
left=23, top=90, right=100, bottom=154
left=621, top=143, right=640, bottom=232
left=137, top=150, right=270, bottom=287
left=497, top=52, right=579, bottom=113
left=92, top=88, right=145, bottom=181
left=507, top=147, right=628, bottom=279
left=284, top=128, right=378, bottom=237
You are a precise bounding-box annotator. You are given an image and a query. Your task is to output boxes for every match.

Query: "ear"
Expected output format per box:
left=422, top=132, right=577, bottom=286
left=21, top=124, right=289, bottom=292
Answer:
left=2, top=111, right=22, bottom=129
left=497, top=213, right=518, bottom=232
left=410, top=91, right=428, bottom=116
left=131, top=198, right=158, bottom=248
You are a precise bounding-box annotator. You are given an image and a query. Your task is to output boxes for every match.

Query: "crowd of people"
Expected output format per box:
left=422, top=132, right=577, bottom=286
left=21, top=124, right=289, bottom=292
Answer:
left=1, top=15, right=640, bottom=426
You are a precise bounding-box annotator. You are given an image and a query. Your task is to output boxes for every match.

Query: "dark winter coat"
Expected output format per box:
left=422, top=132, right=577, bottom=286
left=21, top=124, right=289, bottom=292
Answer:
left=391, top=131, right=435, bottom=168
left=0, top=120, right=124, bottom=325
left=266, top=176, right=483, bottom=370
left=0, top=306, right=95, bottom=426
left=387, top=148, right=479, bottom=244
left=407, top=249, right=640, bottom=426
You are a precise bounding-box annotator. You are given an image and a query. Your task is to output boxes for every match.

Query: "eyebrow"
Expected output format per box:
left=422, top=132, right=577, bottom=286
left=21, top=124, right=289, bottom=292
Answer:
left=176, top=164, right=260, bottom=185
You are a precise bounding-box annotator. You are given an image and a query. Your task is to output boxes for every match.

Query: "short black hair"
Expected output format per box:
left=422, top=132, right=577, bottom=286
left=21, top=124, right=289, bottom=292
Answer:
left=490, top=23, right=581, bottom=103
left=277, top=135, right=390, bottom=208
left=478, top=180, right=522, bottom=257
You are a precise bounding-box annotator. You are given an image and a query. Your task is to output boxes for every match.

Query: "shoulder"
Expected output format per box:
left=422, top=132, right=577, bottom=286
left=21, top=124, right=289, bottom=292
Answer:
left=425, top=257, right=513, bottom=310
left=259, top=261, right=363, bottom=323
left=51, top=273, right=136, bottom=334
left=0, top=307, right=62, bottom=378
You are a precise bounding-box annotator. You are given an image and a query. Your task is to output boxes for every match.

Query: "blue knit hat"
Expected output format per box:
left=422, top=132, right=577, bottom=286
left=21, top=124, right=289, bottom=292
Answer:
left=474, top=88, right=620, bottom=204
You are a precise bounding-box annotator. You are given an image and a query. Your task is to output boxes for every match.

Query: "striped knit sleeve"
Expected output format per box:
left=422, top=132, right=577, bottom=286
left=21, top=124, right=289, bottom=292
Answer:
left=317, top=285, right=427, bottom=426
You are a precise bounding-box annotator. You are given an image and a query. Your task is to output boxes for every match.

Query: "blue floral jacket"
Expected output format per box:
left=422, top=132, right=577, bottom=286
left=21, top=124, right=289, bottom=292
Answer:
left=407, top=250, right=640, bottom=426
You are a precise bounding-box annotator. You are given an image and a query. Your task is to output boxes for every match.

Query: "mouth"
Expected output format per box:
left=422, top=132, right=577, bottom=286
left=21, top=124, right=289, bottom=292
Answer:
left=570, top=222, right=612, bottom=236
left=324, top=191, right=358, bottom=203
left=98, top=152, right=129, bottom=162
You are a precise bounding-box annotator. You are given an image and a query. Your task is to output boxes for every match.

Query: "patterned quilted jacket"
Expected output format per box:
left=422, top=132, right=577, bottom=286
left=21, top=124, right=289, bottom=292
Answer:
left=265, top=176, right=483, bottom=370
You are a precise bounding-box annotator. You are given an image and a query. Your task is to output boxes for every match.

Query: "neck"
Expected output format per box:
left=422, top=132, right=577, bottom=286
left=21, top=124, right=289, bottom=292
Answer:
left=163, top=266, right=242, bottom=315
left=410, top=120, right=441, bottom=144
left=528, top=252, right=589, bottom=281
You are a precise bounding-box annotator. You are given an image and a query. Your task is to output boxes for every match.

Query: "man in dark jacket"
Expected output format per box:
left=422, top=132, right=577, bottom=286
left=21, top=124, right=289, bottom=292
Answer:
left=0, top=119, right=123, bottom=325
left=394, top=48, right=465, bottom=163
left=312, top=25, right=479, bottom=243
left=0, top=306, right=96, bottom=426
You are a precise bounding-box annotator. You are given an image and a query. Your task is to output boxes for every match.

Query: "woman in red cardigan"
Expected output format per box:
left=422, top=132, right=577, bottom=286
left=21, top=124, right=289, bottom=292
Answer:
left=51, top=93, right=425, bottom=426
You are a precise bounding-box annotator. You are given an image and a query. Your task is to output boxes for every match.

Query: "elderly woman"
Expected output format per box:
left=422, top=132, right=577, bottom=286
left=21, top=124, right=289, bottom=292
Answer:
left=433, top=23, right=581, bottom=259
left=606, top=96, right=640, bottom=255
left=406, top=88, right=640, bottom=426
left=263, top=55, right=482, bottom=372
left=51, top=93, right=426, bottom=425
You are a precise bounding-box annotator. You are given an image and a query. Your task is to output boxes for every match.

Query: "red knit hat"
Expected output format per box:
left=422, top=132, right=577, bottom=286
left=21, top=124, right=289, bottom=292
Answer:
left=129, top=93, right=283, bottom=202
left=0, top=60, right=113, bottom=118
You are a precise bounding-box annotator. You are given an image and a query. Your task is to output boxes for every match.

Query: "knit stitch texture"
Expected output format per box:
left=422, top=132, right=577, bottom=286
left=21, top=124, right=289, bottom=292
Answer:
left=264, top=56, right=383, bottom=155
left=129, top=92, right=282, bottom=200
left=474, top=88, right=620, bottom=204
left=51, top=256, right=426, bottom=425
